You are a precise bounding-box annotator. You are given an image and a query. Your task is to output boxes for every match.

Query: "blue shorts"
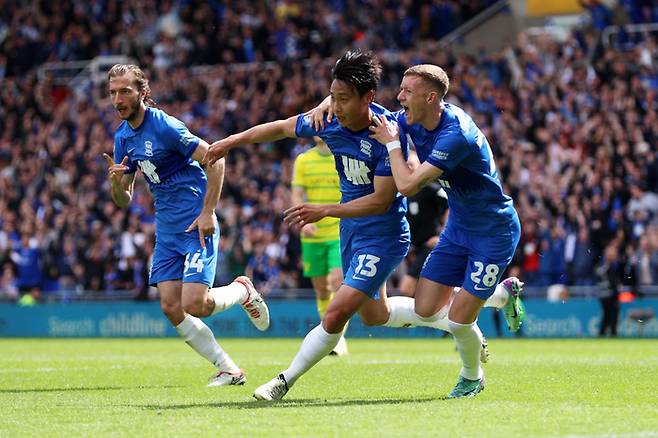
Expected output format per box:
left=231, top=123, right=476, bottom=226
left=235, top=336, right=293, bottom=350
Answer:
left=149, top=229, right=219, bottom=287
left=420, top=216, right=520, bottom=300
left=341, top=226, right=410, bottom=299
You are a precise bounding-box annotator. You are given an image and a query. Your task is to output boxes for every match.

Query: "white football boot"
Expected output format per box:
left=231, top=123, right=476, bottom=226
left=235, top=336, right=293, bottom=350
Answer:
left=207, top=369, right=246, bottom=387
left=233, top=276, right=270, bottom=331
left=253, top=374, right=289, bottom=401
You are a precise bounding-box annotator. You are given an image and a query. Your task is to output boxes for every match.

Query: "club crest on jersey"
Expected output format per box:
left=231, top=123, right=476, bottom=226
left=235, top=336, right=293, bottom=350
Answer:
left=144, top=140, right=153, bottom=157
left=359, top=140, right=372, bottom=157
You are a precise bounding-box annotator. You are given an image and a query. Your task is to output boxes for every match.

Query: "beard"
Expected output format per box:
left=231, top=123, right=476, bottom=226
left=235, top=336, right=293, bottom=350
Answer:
left=117, top=99, right=142, bottom=122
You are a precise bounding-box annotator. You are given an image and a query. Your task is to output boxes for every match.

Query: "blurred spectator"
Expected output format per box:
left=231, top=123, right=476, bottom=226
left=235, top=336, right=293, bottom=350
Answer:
left=0, top=263, right=19, bottom=301
left=0, top=1, right=656, bottom=297
left=596, top=243, right=622, bottom=336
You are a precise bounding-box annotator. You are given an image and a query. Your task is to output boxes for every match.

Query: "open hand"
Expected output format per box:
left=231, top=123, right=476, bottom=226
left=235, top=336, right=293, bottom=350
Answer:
left=284, top=204, right=328, bottom=230
left=369, top=115, right=400, bottom=145
left=306, top=96, right=333, bottom=131
left=203, top=138, right=233, bottom=166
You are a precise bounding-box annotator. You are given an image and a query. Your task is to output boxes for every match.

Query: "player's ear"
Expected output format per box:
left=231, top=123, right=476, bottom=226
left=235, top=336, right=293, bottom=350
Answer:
left=427, top=91, right=437, bottom=104
left=364, top=90, right=375, bottom=104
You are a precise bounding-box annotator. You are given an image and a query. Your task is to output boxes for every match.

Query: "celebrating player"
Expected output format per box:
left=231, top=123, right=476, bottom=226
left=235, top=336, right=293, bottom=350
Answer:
left=310, top=64, right=526, bottom=398
left=104, top=64, right=269, bottom=387
left=369, top=64, right=523, bottom=398
left=204, top=50, right=487, bottom=401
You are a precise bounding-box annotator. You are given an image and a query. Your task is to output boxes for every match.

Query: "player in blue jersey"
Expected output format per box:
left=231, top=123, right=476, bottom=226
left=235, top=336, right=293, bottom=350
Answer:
left=203, top=51, right=461, bottom=401
left=103, top=64, right=270, bottom=387
left=367, top=64, right=524, bottom=398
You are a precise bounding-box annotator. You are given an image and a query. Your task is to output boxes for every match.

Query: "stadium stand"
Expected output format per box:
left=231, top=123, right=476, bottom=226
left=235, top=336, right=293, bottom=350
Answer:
left=0, top=0, right=657, bottom=301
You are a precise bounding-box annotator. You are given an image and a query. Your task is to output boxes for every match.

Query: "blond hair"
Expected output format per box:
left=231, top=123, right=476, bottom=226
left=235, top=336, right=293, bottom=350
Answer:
left=107, top=64, right=154, bottom=106
left=404, top=64, right=449, bottom=99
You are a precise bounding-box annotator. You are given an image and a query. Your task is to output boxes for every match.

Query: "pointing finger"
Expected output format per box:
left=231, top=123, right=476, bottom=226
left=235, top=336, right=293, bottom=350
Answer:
left=198, top=229, right=206, bottom=249
left=102, top=153, right=115, bottom=167
left=185, top=218, right=198, bottom=233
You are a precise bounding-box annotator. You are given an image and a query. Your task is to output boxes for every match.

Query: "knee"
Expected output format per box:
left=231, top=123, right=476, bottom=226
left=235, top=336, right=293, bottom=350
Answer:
left=322, top=307, right=349, bottom=333
left=181, top=295, right=206, bottom=317
left=415, top=303, right=435, bottom=319
left=161, top=299, right=183, bottom=323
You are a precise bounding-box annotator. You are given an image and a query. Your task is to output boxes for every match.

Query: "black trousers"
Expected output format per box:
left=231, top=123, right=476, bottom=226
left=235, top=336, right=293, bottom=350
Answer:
left=599, top=296, right=620, bottom=336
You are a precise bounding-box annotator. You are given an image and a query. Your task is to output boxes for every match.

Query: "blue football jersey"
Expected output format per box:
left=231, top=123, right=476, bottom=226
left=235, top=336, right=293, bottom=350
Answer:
left=397, top=103, right=517, bottom=234
left=113, top=107, right=204, bottom=234
left=296, top=103, right=409, bottom=236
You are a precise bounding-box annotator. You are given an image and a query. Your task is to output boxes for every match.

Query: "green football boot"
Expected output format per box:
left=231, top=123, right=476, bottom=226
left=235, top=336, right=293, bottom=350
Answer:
left=500, top=277, right=525, bottom=332
left=447, top=375, right=485, bottom=399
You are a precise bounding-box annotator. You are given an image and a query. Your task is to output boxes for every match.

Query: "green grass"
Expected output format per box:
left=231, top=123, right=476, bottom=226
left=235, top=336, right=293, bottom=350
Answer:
left=1, top=338, right=657, bottom=437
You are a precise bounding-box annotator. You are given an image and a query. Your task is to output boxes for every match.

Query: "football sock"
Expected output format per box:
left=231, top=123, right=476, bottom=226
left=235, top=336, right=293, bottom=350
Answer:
left=281, top=324, right=341, bottom=386
left=383, top=296, right=450, bottom=332
left=209, top=281, right=248, bottom=315
left=176, top=315, right=239, bottom=372
left=448, top=320, right=484, bottom=380
left=482, top=282, right=509, bottom=309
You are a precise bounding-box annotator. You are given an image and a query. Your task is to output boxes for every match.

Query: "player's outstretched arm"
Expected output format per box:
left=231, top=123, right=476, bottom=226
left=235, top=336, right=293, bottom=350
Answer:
left=185, top=140, right=224, bottom=248
left=203, top=116, right=299, bottom=165
left=103, top=153, right=135, bottom=209
left=369, top=115, right=443, bottom=197
left=284, top=175, right=396, bottom=229
left=290, top=185, right=318, bottom=238
left=326, top=175, right=397, bottom=217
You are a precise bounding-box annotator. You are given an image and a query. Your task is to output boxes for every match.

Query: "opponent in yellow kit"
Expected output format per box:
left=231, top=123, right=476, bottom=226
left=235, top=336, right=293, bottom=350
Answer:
left=291, top=137, right=347, bottom=355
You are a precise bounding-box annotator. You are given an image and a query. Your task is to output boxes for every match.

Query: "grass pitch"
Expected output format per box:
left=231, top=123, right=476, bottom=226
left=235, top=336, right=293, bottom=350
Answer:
left=1, top=338, right=657, bottom=437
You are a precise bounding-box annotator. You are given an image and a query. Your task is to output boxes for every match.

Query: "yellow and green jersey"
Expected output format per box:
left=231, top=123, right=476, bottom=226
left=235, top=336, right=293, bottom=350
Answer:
left=292, top=147, right=341, bottom=242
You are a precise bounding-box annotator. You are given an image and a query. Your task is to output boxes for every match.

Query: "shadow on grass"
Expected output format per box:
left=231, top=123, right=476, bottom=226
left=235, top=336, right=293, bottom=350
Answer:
left=136, top=396, right=447, bottom=411
left=0, top=385, right=182, bottom=394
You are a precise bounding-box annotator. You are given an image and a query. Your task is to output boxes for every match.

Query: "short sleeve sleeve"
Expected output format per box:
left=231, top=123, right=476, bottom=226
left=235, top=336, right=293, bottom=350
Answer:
left=161, top=113, right=201, bottom=159
left=426, top=131, right=471, bottom=172
left=295, top=113, right=320, bottom=138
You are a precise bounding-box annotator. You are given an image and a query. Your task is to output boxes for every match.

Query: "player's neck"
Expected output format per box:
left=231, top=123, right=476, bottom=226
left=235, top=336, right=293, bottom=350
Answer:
left=346, top=110, right=371, bottom=132
left=127, top=104, right=148, bottom=129
left=421, top=102, right=443, bottom=131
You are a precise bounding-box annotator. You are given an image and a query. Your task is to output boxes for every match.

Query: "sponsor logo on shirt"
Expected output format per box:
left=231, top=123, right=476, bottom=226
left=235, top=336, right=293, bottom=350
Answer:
left=341, top=156, right=371, bottom=185
left=138, top=160, right=160, bottom=184
left=180, top=131, right=197, bottom=148
left=431, top=150, right=449, bottom=160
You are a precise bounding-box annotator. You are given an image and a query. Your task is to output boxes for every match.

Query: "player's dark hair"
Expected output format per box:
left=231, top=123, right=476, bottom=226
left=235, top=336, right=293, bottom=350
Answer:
left=107, top=64, right=155, bottom=106
left=331, top=50, right=382, bottom=97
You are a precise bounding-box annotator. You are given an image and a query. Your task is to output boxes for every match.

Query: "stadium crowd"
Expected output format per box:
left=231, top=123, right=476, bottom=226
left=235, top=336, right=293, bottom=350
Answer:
left=0, top=0, right=657, bottom=300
